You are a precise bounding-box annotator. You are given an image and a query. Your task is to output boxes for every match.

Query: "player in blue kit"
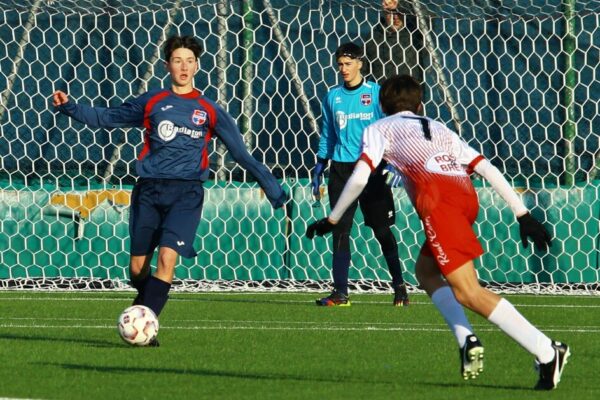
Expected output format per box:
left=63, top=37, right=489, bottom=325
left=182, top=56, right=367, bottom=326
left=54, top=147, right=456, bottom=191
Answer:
left=311, top=42, right=409, bottom=306
left=52, top=36, right=287, bottom=343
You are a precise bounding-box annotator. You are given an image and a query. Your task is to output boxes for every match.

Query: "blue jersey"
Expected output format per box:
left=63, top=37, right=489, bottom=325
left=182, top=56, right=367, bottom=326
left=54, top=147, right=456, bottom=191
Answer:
left=58, top=88, right=284, bottom=204
left=317, top=80, right=384, bottom=162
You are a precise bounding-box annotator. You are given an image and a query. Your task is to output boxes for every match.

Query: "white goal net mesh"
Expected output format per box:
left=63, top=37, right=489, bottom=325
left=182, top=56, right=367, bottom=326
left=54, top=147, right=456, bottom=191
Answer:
left=1, top=0, right=599, bottom=293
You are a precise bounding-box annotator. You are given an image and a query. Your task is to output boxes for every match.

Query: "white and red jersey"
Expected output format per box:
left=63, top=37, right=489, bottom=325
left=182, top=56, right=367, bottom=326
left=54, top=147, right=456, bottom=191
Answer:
left=359, top=111, right=484, bottom=217
left=329, top=110, right=526, bottom=272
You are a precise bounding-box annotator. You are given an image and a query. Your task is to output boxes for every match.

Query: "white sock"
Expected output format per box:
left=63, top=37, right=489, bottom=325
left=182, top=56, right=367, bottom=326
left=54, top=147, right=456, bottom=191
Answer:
left=488, top=298, right=554, bottom=363
left=431, top=286, right=474, bottom=347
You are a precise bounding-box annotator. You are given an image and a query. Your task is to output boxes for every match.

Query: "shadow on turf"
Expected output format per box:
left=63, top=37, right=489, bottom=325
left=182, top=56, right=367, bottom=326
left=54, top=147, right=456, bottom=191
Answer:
left=41, top=362, right=386, bottom=384
left=0, top=333, right=117, bottom=348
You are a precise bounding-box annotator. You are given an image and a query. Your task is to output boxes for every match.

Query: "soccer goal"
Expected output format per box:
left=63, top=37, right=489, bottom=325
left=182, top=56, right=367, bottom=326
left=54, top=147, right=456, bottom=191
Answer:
left=0, top=0, right=598, bottom=293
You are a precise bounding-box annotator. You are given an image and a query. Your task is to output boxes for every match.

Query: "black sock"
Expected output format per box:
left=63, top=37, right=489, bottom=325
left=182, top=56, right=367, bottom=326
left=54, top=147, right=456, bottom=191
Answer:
left=142, top=276, right=171, bottom=317
left=332, top=251, right=351, bottom=295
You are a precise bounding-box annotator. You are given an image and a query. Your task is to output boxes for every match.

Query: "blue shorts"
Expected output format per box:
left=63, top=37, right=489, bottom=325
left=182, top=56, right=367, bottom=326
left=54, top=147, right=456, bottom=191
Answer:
left=129, top=178, right=204, bottom=258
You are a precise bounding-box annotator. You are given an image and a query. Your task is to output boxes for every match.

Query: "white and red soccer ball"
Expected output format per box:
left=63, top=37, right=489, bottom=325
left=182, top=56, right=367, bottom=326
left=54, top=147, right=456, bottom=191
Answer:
left=117, top=305, right=159, bottom=346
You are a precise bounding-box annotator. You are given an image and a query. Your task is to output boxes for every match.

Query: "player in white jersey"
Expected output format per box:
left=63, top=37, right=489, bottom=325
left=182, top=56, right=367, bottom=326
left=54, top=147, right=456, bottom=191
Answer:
left=306, top=75, right=570, bottom=390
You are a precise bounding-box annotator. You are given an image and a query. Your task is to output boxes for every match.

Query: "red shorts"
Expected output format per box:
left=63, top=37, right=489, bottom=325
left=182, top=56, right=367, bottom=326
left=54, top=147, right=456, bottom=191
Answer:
left=419, top=192, right=484, bottom=276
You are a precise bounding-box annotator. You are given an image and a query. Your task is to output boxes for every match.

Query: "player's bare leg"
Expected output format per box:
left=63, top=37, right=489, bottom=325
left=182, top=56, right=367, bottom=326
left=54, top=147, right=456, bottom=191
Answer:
left=444, top=261, right=501, bottom=317
left=129, top=247, right=177, bottom=317
left=129, top=254, right=153, bottom=305
left=414, top=253, right=446, bottom=296
left=127, top=247, right=178, bottom=347
left=415, top=253, right=483, bottom=379
left=155, top=246, right=178, bottom=283
left=130, top=254, right=152, bottom=279
left=446, top=261, right=570, bottom=389
left=142, top=246, right=177, bottom=316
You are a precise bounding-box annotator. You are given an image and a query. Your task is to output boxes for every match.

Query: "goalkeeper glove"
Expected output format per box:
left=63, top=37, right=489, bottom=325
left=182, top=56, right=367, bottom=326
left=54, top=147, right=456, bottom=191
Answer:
left=311, top=158, right=328, bottom=200
left=306, top=218, right=335, bottom=239
left=270, top=190, right=289, bottom=209
left=382, top=164, right=403, bottom=188
left=517, top=212, right=552, bottom=251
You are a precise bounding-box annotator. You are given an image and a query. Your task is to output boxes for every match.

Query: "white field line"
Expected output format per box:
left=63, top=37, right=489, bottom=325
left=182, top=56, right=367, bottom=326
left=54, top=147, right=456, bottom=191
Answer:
left=0, top=319, right=599, bottom=333
left=1, top=323, right=599, bottom=333
left=0, top=323, right=450, bottom=332
left=4, top=316, right=600, bottom=330
left=0, top=398, right=44, bottom=400
left=0, top=295, right=599, bottom=308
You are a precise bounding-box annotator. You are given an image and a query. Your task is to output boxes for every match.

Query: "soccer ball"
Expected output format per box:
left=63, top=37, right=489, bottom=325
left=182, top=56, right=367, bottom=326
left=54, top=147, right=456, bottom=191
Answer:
left=117, top=305, right=159, bottom=346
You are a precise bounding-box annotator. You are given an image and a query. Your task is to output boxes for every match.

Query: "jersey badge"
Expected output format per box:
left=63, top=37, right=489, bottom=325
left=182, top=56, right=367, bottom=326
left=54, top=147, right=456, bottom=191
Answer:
left=425, top=152, right=467, bottom=176
left=192, top=110, right=207, bottom=126
left=360, top=94, right=372, bottom=106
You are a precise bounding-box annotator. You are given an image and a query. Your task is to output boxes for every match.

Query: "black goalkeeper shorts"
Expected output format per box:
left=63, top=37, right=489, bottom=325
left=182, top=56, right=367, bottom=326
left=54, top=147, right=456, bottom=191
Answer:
left=327, top=160, right=396, bottom=231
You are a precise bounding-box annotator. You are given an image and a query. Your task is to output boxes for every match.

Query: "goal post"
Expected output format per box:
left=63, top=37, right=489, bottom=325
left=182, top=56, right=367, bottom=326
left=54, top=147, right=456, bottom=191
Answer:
left=0, top=0, right=599, bottom=293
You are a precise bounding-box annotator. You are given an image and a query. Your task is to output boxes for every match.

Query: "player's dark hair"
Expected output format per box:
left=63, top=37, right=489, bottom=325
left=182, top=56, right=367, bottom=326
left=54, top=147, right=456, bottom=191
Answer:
left=379, top=74, right=422, bottom=114
left=163, top=35, right=203, bottom=61
left=335, top=42, right=363, bottom=60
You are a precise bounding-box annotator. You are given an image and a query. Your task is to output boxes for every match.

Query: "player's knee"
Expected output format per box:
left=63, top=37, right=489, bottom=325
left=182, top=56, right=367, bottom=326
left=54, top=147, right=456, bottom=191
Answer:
left=129, top=255, right=150, bottom=277
left=157, top=248, right=178, bottom=271
left=452, top=286, right=482, bottom=311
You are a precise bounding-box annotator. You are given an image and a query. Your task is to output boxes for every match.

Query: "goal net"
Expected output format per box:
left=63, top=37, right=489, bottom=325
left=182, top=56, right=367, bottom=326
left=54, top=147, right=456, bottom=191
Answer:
left=1, top=0, right=599, bottom=293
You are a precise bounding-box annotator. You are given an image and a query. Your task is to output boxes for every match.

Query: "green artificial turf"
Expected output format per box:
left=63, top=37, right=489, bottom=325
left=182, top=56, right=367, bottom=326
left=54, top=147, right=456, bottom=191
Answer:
left=0, top=291, right=598, bottom=399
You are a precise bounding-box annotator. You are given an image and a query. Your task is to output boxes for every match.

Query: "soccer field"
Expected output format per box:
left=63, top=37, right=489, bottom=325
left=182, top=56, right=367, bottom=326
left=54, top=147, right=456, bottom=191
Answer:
left=0, top=291, right=597, bottom=399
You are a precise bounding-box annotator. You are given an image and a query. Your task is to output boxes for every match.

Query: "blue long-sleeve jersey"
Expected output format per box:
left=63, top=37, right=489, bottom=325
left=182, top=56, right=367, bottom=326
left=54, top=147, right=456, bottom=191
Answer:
left=317, top=80, right=384, bottom=162
left=58, top=88, right=284, bottom=205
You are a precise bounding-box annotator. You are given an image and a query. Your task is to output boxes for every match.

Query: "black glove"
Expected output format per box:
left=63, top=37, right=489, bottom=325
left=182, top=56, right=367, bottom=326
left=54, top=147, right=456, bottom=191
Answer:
left=306, top=218, right=335, bottom=239
left=517, top=212, right=552, bottom=251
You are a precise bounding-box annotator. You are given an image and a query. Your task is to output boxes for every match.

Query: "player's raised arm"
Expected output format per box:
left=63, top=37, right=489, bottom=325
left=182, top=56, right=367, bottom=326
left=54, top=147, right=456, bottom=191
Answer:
left=51, top=88, right=147, bottom=129
left=211, top=104, right=287, bottom=209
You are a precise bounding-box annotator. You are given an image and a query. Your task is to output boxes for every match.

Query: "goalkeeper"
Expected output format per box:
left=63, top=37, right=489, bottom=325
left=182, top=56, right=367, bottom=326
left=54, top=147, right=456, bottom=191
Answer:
left=307, top=75, right=569, bottom=390
left=52, top=35, right=287, bottom=344
left=311, top=42, right=409, bottom=307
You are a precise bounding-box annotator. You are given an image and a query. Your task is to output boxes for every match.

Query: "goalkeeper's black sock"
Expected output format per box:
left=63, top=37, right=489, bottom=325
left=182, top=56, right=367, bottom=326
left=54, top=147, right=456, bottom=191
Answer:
left=383, top=248, right=405, bottom=286
left=130, top=273, right=150, bottom=305
left=332, top=251, right=350, bottom=296
left=143, top=275, right=171, bottom=317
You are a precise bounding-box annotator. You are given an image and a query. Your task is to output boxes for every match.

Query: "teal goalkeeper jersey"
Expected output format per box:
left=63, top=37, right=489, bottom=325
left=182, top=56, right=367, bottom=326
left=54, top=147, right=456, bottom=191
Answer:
left=317, top=80, right=384, bottom=162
